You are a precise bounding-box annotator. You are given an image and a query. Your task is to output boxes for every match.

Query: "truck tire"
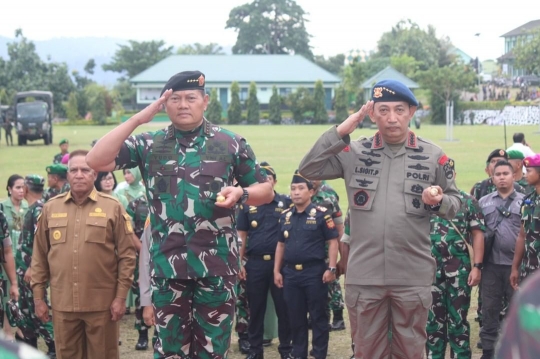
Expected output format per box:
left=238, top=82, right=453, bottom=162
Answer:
left=44, top=132, right=51, bottom=145
left=18, top=135, right=25, bottom=146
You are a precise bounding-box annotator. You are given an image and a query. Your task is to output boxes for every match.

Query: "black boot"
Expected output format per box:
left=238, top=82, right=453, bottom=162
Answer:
left=331, top=309, right=346, bottom=331
left=238, top=333, right=250, bottom=354
left=46, top=341, right=57, bottom=359
left=135, top=329, right=149, bottom=350
left=246, top=351, right=264, bottom=359
left=480, top=349, right=494, bottom=359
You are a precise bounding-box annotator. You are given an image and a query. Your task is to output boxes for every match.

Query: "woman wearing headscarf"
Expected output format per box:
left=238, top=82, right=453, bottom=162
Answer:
left=94, top=172, right=129, bottom=209
left=118, top=168, right=146, bottom=203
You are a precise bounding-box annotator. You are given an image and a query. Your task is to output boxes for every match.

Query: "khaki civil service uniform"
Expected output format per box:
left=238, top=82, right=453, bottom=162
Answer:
left=299, top=127, right=461, bottom=359
left=32, top=189, right=136, bottom=359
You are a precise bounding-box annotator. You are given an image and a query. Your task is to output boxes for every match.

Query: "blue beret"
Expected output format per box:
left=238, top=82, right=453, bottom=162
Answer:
left=161, top=70, right=205, bottom=96
left=371, top=79, right=418, bottom=106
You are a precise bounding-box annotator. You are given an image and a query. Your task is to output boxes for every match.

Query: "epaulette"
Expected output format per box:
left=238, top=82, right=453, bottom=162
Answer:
left=316, top=205, right=328, bottom=212
left=47, top=192, right=68, bottom=202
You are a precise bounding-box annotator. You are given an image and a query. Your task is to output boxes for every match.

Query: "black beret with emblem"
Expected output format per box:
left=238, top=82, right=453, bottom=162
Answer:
left=291, top=170, right=313, bottom=189
left=486, top=149, right=508, bottom=163
left=371, top=79, right=418, bottom=106
left=161, top=70, right=205, bottom=95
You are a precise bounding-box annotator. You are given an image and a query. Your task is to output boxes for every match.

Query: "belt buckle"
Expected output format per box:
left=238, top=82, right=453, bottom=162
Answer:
left=295, top=264, right=303, bottom=270
left=263, top=255, right=271, bottom=261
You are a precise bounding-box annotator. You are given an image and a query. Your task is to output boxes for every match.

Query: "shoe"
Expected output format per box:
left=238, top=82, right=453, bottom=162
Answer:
left=330, top=319, right=346, bottom=331
left=477, top=341, right=483, bottom=349
left=239, top=338, right=250, bottom=354
left=246, top=352, right=264, bottom=359
left=309, top=349, right=314, bottom=357
left=262, top=339, right=272, bottom=347
left=46, top=341, right=57, bottom=358
left=135, top=329, right=149, bottom=350
left=480, top=349, right=494, bottom=359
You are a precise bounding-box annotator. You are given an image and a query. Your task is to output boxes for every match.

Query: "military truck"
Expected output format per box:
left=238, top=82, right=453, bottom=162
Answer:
left=14, top=91, right=54, bottom=145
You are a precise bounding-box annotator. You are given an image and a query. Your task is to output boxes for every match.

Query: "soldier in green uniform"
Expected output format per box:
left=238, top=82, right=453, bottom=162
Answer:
left=507, top=150, right=532, bottom=194
left=426, top=160, right=486, bottom=359
left=86, top=70, right=273, bottom=359
left=13, top=175, right=56, bottom=357
left=41, top=164, right=70, bottom=203
left=309, top=180, right=346, bottom=331
left=0, top=333, right=48, bottom=359
left=0, top=206, right=19, bottom=335
left=52, top=139, right=69, bottom=164
left=510, top=154, right=540, bottom=288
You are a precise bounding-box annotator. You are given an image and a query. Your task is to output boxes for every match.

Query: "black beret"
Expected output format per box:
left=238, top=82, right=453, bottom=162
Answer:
left=291, top=170, right=313, bottom=189
left=161, top=70, right=205, bottom=96
left=371, top=79, right=418, bottom=106
left=487, top=149, right=508, bottom=163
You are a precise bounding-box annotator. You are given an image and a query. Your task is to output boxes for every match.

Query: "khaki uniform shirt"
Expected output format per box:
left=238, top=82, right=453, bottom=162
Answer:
left=32, top=188, right=136, bottom=312
left=299, top=127, right=461, bottom=286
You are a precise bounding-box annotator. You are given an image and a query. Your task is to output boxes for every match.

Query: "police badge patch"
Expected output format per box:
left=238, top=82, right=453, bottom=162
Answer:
left=353, top=190, right=369, bottom=207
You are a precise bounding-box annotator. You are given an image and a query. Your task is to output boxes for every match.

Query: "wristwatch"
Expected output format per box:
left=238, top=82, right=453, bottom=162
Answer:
left=473, top=263, right=483, bottom=270
left=328, top=267, right=336, bottom=274
left=238, top=188, right=249, bottom=204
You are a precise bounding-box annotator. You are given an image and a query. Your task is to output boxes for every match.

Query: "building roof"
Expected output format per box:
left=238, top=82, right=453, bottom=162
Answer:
left=360, top=66, right=419, bottom=89
left=501, top=19, right=540, bottom=37
left=449, top=47, right=473, bottom=64
left=130, top=55, right=341, bottom=84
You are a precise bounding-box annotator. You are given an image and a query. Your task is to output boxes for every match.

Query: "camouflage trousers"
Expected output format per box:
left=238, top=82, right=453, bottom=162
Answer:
left=15, top=275, right=54, bottom=343
left=151, top=275, right=237, bottom=359
left=235, top=278, right=249, bottom=335
left=327, top=278, right=344, bottom=311
left=0, top=279, right=4, bottom=329
left=132, top=256, right=151, bottom=331
left=426, top=273, right=471, bottom=359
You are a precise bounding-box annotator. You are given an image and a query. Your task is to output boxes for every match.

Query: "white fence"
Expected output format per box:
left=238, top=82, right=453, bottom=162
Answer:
left=462, top=106, right=540, bottom=125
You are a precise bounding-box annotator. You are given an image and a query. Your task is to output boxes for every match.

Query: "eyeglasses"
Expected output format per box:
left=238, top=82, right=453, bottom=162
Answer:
left=101, top=177, right=114, bottom=182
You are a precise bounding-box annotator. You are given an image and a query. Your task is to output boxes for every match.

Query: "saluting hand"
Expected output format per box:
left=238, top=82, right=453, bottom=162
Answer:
left=422, top=186, right=443, bottom=206
left=134, top=89, right=173, bottom=126
left=336, top=101, right=374, bottom=138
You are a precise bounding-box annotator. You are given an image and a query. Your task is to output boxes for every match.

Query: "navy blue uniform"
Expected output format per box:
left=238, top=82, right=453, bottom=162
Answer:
left=237, top=193, right=293, bottom=357
left=278, top=203, right=338, bottom=359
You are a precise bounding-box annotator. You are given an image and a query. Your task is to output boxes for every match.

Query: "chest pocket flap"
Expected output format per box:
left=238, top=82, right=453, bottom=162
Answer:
left=348, top=176, right=378, bottom=211
left=48, top=218, right=68, bottom=245
left=404, top=179, right=430, bottom=217
left=85, top=217, right=108, bottom=244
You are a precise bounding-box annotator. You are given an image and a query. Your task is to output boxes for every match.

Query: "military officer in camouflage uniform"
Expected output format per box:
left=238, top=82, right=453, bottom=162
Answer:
left=52, top=139, right=69, bottom=164
left=426, top=160, right=486, bottom=359
left=14, top=175, right=56, bottom=357
left=0, top=207, right=19, bottom=330
left=42, top=164, right=70, bottom=203
left=86, top=70, right=273, bottom=359
left=125, top=196, right=151, bottom=350
left=511, top=154, right=540, bottom=288
left=299, top=79, right=461, bottom=358
left=274, top=172, right=338, bottom=359
left=310, top=180, right=346, bottom=331
left=507, top=150, right=533, bottom=194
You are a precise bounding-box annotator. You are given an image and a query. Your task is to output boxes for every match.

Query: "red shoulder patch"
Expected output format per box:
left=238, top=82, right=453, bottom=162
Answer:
left=438, top=154, right=449, bottom=166
left=343, top=145, right=350, bottom=152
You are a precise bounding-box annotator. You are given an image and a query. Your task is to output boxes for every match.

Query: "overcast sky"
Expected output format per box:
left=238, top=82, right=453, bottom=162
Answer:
left=1, top=1, right=539, bottom=61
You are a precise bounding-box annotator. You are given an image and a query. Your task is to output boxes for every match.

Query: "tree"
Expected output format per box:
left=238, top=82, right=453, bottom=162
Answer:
left=416, top=63, right=477, bottom=124
left=246, top=82, right=260, bottom=124
left=84, top=59, right=96, bottom=75
left=177, top=43, right=225, bottom=55
left=312, top=80, right=328, bottom=124
left=286, top=87, right=313, bottom=123
left=112, top=78, right=137, bottom=110
left=268, top=86, right=282, bottom=124
left=206, top=89, right=223, bottom=124
left=390, top=54, right=421, bottom=79
left=226, top=0, right=313, bottom=59
left=84, top=84, right=109, bottom=125
left=64, top=92, right=80, bottom=121
left=334, top=86, right=348, bottom=123
left=513, top=28, right=540, bottom=75
left=314, top=54, right=345, bottom=75
left=102, top=40, right=173, bottom=79
left=228, top=82, right=242, bottom=124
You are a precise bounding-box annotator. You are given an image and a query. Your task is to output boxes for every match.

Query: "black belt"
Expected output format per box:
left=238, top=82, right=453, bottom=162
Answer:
left=284, top=260, right=325, bottom=271
left=248, top=254, right=274, bottom=261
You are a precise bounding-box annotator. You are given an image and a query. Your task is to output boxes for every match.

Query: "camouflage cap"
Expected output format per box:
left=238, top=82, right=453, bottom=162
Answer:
left=46, top=163, right=68, bottom=175
left=24, top=174, right=45, bottom=188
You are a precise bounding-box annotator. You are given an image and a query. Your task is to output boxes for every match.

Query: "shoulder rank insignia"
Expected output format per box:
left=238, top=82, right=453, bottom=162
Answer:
left=316, top=206, right=327, bottom=212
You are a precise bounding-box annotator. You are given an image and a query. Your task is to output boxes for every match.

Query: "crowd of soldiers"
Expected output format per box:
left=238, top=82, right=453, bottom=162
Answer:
left=0, top=72, right=539, bottom=359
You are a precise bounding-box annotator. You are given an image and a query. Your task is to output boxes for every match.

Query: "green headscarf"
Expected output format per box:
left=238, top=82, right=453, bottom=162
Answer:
left=121, top=167, right=146, bottom=202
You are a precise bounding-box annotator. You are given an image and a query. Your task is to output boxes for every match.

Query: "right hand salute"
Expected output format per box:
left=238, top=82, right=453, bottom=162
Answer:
left=336, top=100, right=374, bottom=137
left=135, top=89, right=173, bottom=125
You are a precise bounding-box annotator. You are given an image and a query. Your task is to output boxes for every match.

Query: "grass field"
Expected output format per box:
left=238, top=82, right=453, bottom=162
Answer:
left=3, top=121, right=538, bottom=358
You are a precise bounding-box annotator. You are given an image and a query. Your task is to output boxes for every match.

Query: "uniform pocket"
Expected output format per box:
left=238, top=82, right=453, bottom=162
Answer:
left=404, top=179, right=430, bottom=217
left=348, top=175, right=379, bottom=211
left=48, top=218, right=67, bottom=245
left=85, top=217, right=108, bottom=244
left=199, top=161, right=231, bottom=201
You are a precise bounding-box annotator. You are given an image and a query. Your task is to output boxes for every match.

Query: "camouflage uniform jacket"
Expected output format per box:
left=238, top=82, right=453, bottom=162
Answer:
left=0, top=209, right=8, bottom=264
left=15, top=200, right=43, bottom=274
left=42, top=182, right=70, bottom=203
left=114, top=119, right=267, bottom=280
left=520, top=190, right=540, bottom=280
left=312, top=183, right=343, bottom=225
left=430, top=190, right=486, bottom=278
left=517, top=177, right=534, bottom=196
left=126, top=196, right=149, bottom=239
left=470, top=177, right=525, bottom=201
left=52, top=153, right=66, bottom=164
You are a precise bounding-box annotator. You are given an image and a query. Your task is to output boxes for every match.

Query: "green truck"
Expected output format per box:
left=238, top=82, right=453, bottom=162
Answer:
left=14, top=91, right=54, bottom=146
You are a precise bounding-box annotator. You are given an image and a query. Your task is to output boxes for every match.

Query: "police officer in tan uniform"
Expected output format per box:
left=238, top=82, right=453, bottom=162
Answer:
left=32, top=149, right=136, bottom=359
left=299, top=80, right=461, bottom=359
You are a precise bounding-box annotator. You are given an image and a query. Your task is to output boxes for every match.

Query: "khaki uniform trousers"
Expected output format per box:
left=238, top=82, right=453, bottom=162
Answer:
left=52, top=310, right=119, bottom=359
left=345, top=285, right=432, bottom=359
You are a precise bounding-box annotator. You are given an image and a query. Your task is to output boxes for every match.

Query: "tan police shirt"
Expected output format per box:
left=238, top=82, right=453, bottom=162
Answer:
left=299, top=127, right=461, bottom=287
left=32, top=188, right=136, bottom=312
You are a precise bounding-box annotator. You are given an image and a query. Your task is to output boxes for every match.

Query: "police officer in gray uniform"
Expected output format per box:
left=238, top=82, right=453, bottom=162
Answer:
left=299, top=79, right=461, bottom=359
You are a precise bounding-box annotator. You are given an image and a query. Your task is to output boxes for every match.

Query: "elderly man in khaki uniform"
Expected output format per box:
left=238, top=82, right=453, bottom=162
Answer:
left=299, top=79, right=461, bottom=359
left=32, top=149, right=136, bottom=359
